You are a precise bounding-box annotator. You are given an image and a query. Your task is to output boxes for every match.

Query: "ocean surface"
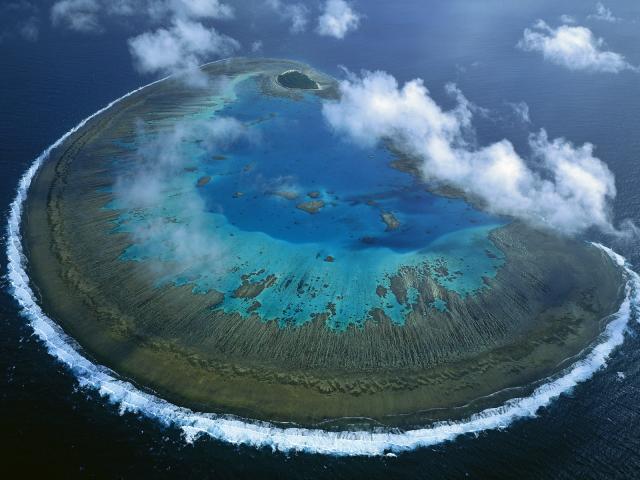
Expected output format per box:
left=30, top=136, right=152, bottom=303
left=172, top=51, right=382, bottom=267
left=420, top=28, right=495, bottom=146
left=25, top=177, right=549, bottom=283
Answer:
left=3, top=0, right=640, bottom=477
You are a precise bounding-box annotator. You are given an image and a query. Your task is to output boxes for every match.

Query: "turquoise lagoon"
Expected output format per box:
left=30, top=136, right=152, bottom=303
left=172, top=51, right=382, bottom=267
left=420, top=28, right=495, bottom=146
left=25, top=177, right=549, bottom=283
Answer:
left=109, top=75, right=505, bottom=331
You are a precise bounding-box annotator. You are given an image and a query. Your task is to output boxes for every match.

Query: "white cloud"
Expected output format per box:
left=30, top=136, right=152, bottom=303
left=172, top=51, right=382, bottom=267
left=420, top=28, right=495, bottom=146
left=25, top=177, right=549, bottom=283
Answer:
left=114, top=117, right=250, bottom=273
left=19, top=15, right=39, bottom=41
left=588, top=2, right=619, bottom=23
left=518, top=20, right=634, bottom=73
left=508, top=101, right=530, bottom=123
left=116, top=116, right=248, bottom=207
left=128, top=19, right=240, bottom=85
left=316, top=0, right=360, bottom=39
left=147, top=0, right=234, bottom=21
left=105, top=0, right=136, bottom=16
left=1, top=1, right=40, bottom=42
left=175, top=0, right=233, bottom=19
left=51, top=0, right=234, bottom=33
left=559, top=14, right=576, bottom=24
left=266, top=0, right=309, bottom=34
left=251, top=40, right=263, bottom=53
left=50, top=0, right=240, bottom=86
left=51, top=0, right=102, bottom=33
left=323, top=71, right=619, bottom=235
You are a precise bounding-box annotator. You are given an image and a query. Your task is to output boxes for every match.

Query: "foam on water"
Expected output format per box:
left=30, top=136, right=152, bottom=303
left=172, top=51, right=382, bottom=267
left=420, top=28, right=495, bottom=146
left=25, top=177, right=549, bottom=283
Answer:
left=5, top=77, right=639, bottom=457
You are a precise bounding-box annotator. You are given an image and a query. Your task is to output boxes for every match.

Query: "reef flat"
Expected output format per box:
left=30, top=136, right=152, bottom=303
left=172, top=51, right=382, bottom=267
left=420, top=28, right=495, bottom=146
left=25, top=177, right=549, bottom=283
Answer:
left=23, top=58, right=624, bottom=427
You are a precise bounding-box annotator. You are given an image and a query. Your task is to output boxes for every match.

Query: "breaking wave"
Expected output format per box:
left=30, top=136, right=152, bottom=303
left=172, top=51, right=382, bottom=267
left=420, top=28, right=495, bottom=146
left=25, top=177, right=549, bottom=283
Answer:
left=4, top=79, right=639, bottom=456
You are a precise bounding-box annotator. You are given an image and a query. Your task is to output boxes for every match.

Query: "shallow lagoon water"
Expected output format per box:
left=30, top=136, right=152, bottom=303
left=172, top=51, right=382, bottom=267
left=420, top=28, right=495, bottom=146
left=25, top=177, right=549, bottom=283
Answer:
left=111, top=75, right=504, bottom=330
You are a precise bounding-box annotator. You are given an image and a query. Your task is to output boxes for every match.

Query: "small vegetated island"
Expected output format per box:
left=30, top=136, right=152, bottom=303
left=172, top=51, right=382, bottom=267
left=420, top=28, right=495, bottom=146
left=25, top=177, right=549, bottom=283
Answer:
left=24, top=58, right=624, bottom=428
left=277, top=69, right=320, bottom=90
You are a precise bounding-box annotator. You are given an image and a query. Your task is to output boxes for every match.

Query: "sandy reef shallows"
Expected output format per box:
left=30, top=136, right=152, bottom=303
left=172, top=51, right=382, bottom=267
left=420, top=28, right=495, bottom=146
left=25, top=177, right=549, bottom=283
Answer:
left=297, top=199, right=325, bottom=214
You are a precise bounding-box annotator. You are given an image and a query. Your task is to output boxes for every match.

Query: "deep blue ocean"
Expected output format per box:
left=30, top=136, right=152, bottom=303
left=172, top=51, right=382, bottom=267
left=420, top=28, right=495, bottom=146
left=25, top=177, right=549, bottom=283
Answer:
left=2, top=0, right=640, bottom=477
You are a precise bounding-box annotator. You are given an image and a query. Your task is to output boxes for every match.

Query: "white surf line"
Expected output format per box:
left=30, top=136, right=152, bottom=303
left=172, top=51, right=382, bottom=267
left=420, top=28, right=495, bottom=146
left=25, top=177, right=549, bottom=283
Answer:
left=5, top=79, right=640, bottom=456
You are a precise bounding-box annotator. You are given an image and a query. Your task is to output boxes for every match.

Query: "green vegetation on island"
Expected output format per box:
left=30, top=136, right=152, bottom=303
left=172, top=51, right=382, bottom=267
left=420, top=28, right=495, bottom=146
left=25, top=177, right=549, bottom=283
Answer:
left=277, top=70, right=320, bottom=90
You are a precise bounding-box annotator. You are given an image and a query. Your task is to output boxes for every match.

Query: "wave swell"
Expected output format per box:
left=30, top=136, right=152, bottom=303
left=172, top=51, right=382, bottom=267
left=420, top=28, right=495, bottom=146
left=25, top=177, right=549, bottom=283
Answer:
left=5, top=80, right=639, bottom=456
